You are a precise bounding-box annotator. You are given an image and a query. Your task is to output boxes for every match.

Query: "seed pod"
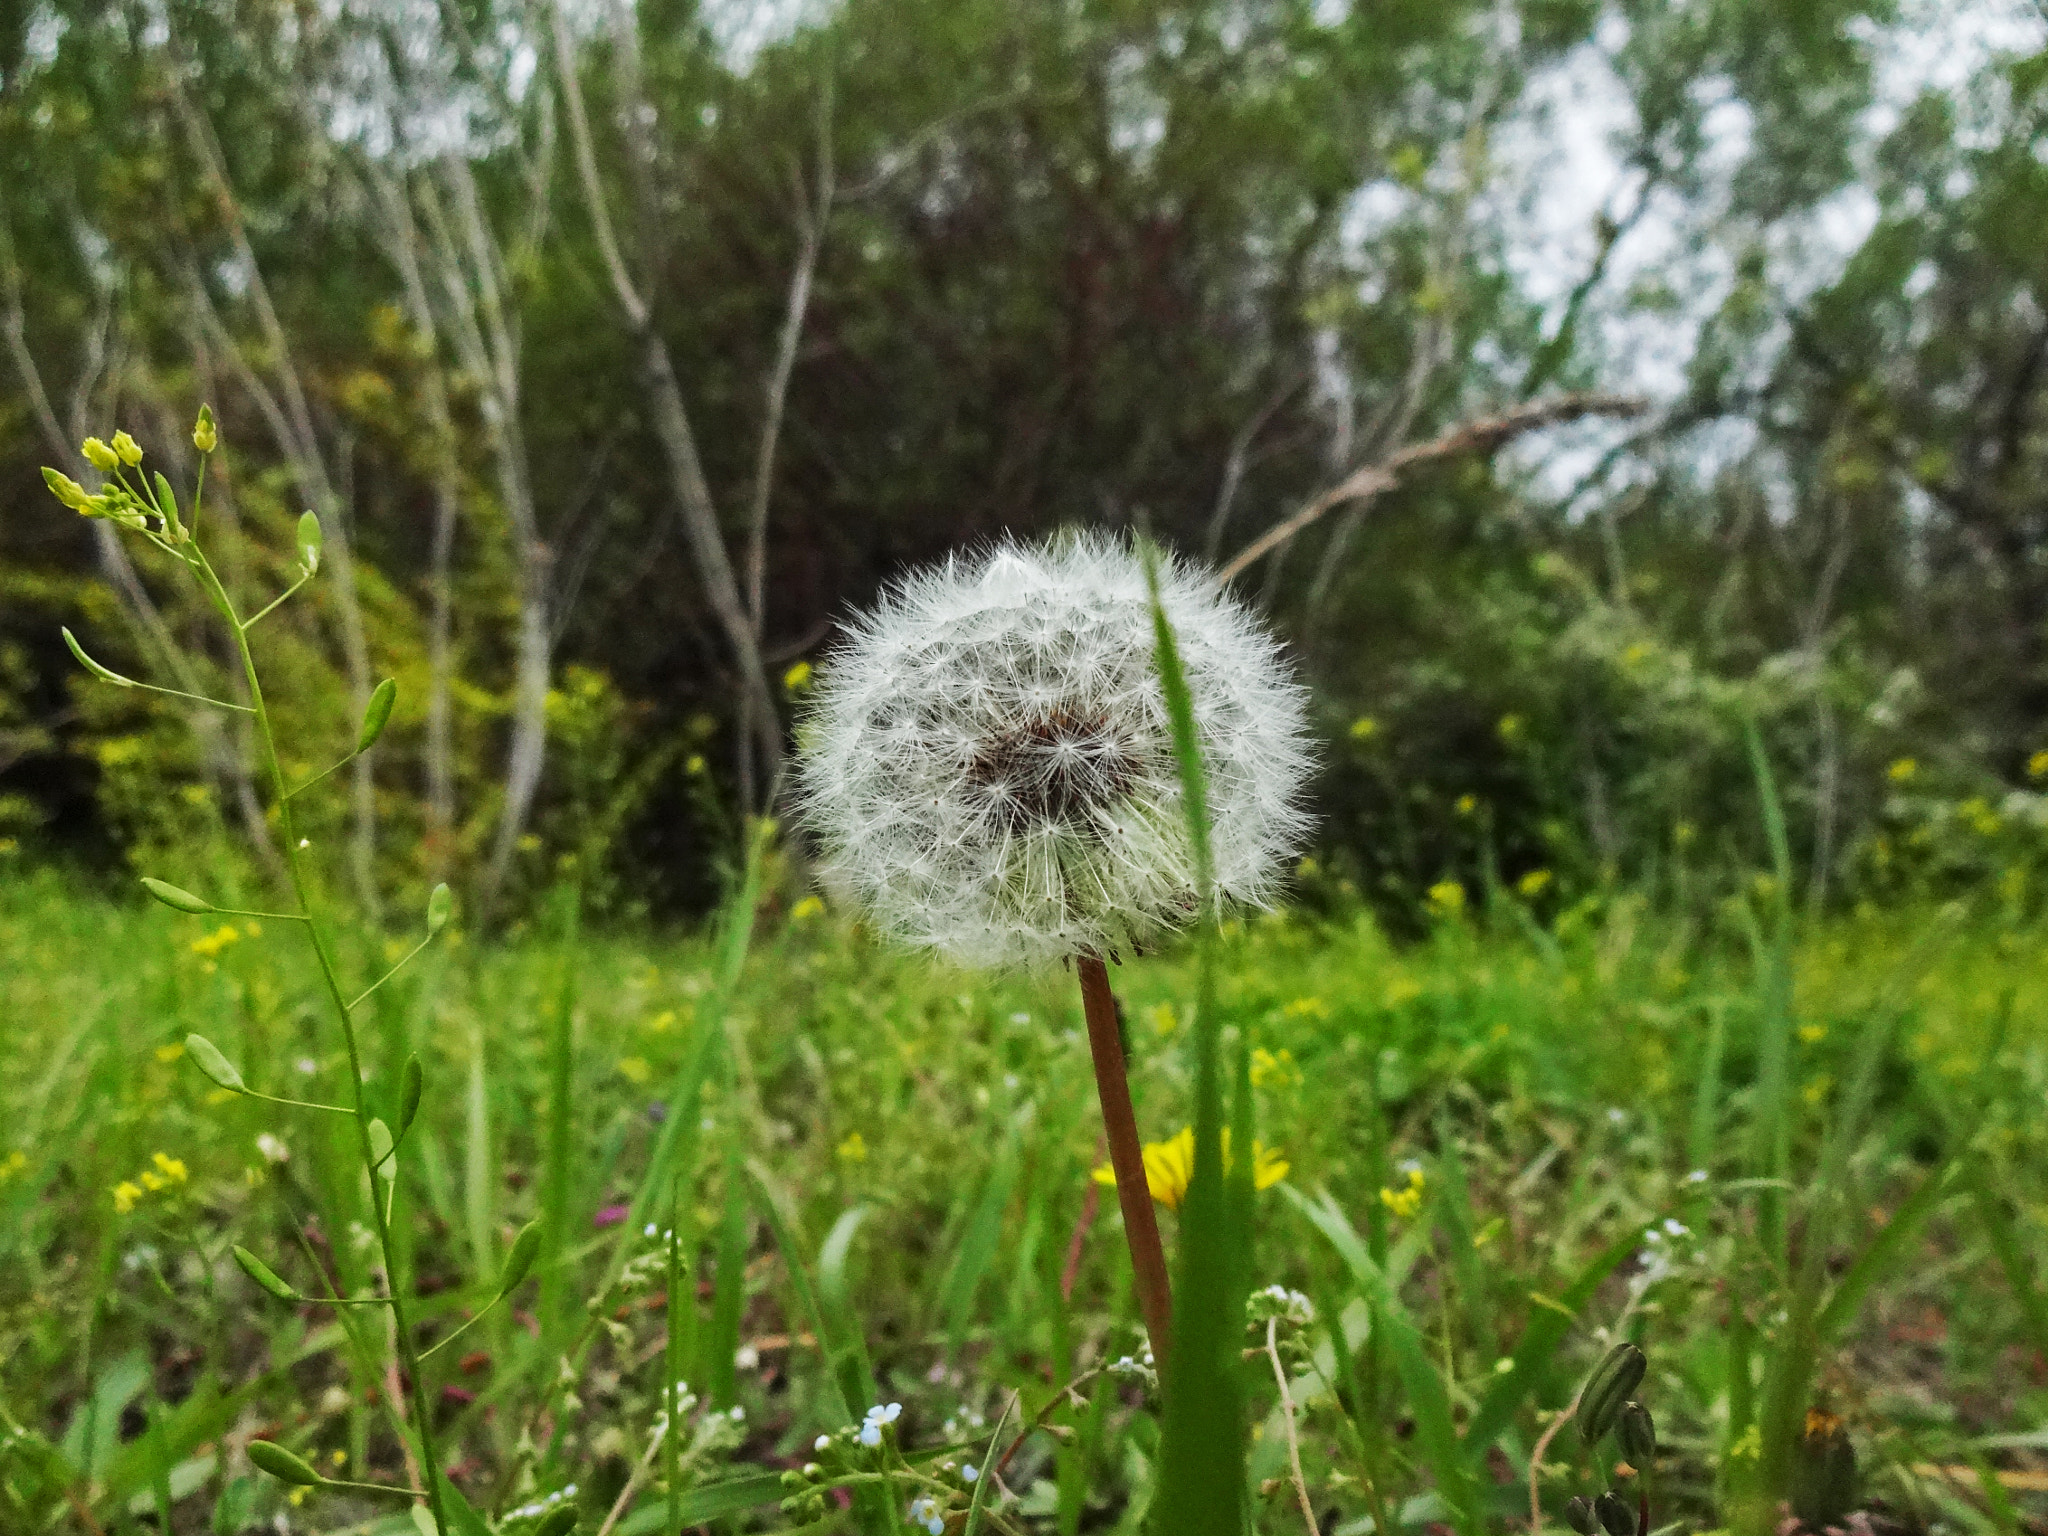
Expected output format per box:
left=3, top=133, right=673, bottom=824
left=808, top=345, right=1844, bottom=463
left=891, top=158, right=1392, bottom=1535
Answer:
left=1565, top=1495, right=1598, bottom=1535
left=427, top=882, right=452, bottom=936
left=498, top=1220, right=543, bottom=1297
left=193, top=405, right=217, bottom=454
left=1791, top=1410, right=1857, bottom=1531
left=63, top=628, right=135, bottom=687
left=153, top=473, right=182, bottom=538
left=233, top=1246, right=298, bottom=1302
left=357, top=678, right=396, bottom=753
left=247, top=1440, right=324, bottom=1487
left=398, top=1055, right=424, bottom=1138
left=297, top=510, right=323, bottom=575
left=1618, top=1401, right=1656, bottom=1463
left=141, top=877, right=216, bottom=915
left=1576, top=1342, right=1647, bottom=1445
left=185, top=1034, right=246, bottom=1093
left=534, top=1508, right=578, bottom=1536
left=1594, top=1490, right=1637, bottom=1536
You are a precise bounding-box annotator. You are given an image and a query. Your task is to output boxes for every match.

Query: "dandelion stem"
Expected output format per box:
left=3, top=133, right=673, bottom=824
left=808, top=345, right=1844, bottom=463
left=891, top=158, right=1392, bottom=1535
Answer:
left=1077, top=953, right=1172, bottom=1375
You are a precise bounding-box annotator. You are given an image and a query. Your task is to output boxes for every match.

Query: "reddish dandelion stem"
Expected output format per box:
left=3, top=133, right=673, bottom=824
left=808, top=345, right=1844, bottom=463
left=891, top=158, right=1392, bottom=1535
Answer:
left=1077, top=953, right=1173, bottom=1374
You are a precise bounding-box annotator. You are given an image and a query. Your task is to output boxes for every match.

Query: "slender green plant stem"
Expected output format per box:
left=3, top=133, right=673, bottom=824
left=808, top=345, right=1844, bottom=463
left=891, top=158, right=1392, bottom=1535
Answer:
left=1077, top=953, right=1173, bottom=1375
left=190, top=545, right=452, bottom=1536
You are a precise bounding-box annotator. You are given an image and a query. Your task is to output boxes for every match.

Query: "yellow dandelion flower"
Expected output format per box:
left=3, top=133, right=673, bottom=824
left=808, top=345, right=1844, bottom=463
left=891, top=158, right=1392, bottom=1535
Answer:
left=1092, top=1127, right=1288, bottom=1212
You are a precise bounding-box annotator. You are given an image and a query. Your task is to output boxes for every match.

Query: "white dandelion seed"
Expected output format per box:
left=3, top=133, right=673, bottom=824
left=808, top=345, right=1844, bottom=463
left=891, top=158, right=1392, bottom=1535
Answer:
left=796, top=534, right=1312, bottom=968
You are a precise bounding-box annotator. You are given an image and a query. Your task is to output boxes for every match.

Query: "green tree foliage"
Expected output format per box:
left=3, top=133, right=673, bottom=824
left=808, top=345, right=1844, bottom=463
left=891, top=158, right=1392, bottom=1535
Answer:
left=3, top=0, right=2044, bottom=919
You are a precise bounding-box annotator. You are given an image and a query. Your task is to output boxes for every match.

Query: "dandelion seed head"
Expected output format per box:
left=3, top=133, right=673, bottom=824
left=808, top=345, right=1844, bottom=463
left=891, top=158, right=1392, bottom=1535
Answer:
left=796, top=535, right=1312, bottom=968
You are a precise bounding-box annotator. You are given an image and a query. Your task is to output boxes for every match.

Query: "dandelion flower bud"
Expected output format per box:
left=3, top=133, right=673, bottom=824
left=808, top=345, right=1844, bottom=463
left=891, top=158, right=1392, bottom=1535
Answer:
left=796, top=534, right=1311, bottom=968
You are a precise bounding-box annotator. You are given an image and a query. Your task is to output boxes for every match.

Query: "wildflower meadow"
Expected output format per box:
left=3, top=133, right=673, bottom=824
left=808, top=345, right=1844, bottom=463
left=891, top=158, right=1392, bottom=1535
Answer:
left=6, top=3, right=2048, bottom=1532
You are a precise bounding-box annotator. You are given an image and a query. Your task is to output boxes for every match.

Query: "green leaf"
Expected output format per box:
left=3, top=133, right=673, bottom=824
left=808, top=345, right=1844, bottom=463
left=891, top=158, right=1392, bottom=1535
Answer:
left=296, top=510, right=323, bottom=574
left=141, top=877, right=215, bottom=915
left=232, top=1246, right=299, bottom=1302
left=184, top=1034, right=245, bottom=1093
left=63, top=626, right=136, bottom=687
left=397, top=1055, right=424, bottom=1138
left=247, top=1440, right=323, bottom=1487
left=498, top=1220, right=543, bottom=1297
left=614, top=1472, right=787, bottom=1531
left=368, top=1118, right=396, bottom=1176
left=358, top=678, right=397, bottom=753
left=152, top=472, right=180, bottom=529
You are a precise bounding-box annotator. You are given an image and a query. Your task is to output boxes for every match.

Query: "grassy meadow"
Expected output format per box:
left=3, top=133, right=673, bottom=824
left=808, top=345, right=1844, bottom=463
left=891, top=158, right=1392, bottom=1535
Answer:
left=2, top=858, right=2043, bottom=1534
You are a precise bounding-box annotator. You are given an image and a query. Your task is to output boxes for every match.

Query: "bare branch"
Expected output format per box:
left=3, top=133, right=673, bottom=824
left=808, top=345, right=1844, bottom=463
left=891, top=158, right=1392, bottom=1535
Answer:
left=1214, top=393, right=1649, bottom=588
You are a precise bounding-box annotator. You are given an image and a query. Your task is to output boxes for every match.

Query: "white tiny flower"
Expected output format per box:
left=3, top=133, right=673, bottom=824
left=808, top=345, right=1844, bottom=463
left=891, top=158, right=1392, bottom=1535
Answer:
left=255, top=1132, right=289, bottom=1164
left=645, top=1223, right=658, bottom=1238
left=962, top=1464, right=979, bottom=1482
left=1009, top=1011, right=1032, bottom=1025
left=796, top=535, right=1312, bottom=968
left=1663, top=1218, right=1688, bottom=1237
left=735, top=1344, right=760, bottom=1371
left=858, top=1423, right=882, bottom=1448
left=1607, top=1107, right=1627, bottom=1124
left=728, top=1405, right=745, bottom=1421
left=816, top=1434, right=832, bottom=1452
left=1685, top=1168, right=1709, bottom=1184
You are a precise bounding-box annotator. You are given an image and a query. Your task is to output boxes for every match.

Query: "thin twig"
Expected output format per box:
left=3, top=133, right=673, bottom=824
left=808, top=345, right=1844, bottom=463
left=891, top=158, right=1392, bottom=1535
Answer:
left=1214, top=392, right=1647, bottom=586
left=594, top=1421, right=665, bottom=1536
left=1060, top=1138, right=1105, bottom=1303
left=1267, top=1317, right=1320, bottom=1536
left=1528, top=1400, right=1577, bottom=1536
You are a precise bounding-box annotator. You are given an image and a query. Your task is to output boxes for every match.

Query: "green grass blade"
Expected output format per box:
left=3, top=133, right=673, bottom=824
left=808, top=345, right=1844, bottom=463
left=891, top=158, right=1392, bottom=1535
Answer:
left=1286, top=1185, right=1479, bottom=1536
left=938, top=1126, right=1020, bottom=1353
left=705, top=1147, right=751, bottom=1407
left=1743, top=720, right=1796, bottom=1271
left=1462, top=1220, right=1646, bottom=1458
left=538, top=883, right=583, bottom=1347
left=961, top=1396, right=1015, bottom=1536
left=1964, top=1157, right=2048, bottom=1360
left=1143, top=543, right=1248, bottom=1536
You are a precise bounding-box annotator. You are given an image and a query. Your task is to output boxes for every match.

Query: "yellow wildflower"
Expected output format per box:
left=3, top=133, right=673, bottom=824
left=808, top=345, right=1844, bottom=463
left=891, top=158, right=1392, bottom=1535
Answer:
left=790, top=895, right=825, bottom=922
left=617, top=1057, right=652, bottom=1085
left=1426, top=880, right=1466, bottom=917
left=1455, top=794, right=1478, bottom=817
left=1280, top=996, right=1329, bottom=1022
left=1797, top=1024, right=1827, bottom=1045
left=837, top=1132, right=868, bottom=1164
left=1146, top=1002, right=1179, bottom=1038
left=154, top=1042, right=186, bottom=1064
left=1092, top=1126, right=1288, bottom=1212
left=1383, top=974, right=1423, bottom=1008
left=189, top=924, right=241, bottom=959
left=783, top=660, right=814, bottom=693
left=1379, top=1164, right=1426, bottom=1219
left=112, top=1181, right=143, bottom=1214
left=1516, top=868, right=1553, bottom=898
left=1498, top=713, right=1526, bottom=744
left=2029, top=749, right=2048, bottom=779
left=1349, top=717, right=1379, bottom=742
left=1887, top=757, right=1917, bottom=783
left=0, top=1151, right=27, bottom=1184
left=1250, top=1048, right=1301, bottom=1090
